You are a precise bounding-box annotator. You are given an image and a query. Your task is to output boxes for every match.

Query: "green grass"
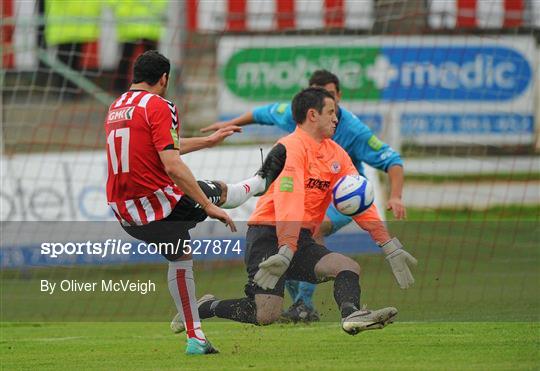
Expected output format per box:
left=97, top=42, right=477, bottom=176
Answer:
left=1, top=209, right=539, bottom=369
left=1, top=322, right=538, bottom=370
left=2, top=220, right=539, bottom=323
left=397, top=205, right=540, bottom=221
left=405, top=172, right=540, bottom=183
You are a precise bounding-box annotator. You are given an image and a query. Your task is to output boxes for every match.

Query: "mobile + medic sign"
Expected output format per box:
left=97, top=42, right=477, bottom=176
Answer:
left=221, top=39, right=532, bottom=102
left=218, top=36, right=536, bottom=145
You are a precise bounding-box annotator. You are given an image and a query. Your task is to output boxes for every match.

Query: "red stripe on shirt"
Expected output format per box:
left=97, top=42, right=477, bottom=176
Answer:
left=116, top=201, right=135, bottom=225
left=134, top=199, right=149, bottom=225
left=148, top=194, right=164, bottom=221
left=163, top=190, right=180, bottom=208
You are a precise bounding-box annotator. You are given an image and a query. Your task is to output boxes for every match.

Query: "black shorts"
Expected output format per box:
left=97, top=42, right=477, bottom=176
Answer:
left=121, top=180, right=222, bottom=261
left=244, top=225, right=332, bottom=298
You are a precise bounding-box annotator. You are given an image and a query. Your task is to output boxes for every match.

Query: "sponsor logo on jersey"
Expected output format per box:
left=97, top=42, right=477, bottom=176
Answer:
left=367, top=135, right=383, bottom=150
left=279, top=176, right=294, bottom=192
left=170, top=128, right=179, bottom=149
left=306, top=178, right=331, bottom=191
left=276, top=103, right=288, bottom=114
left=330, top=161, right=341, bottom=174
left=108, top=107, right=135, bottom=123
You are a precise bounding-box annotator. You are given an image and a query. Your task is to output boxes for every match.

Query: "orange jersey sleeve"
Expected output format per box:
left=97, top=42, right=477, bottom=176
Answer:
left=273, top=137, right=306, bottom=251
left=353, top=204, right=390, bottom=244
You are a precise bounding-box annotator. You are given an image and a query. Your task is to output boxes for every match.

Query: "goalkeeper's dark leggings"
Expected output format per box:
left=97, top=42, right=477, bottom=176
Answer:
left=200, top=297, right=258, bottom=324
left=201, top=270, right=361, bottom=323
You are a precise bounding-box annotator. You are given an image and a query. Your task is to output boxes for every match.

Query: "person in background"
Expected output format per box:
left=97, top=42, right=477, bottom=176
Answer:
left=110, top=0, right=167, bottom=94
left=44, top=0, right=102, bottom=98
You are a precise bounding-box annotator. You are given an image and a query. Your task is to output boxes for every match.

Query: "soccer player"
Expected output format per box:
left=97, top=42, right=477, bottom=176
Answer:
left=194, top=87, right=416, bottom=334
left=201, top=70, right=408, bottom=322
left=105, top=50, right=266, bottom=355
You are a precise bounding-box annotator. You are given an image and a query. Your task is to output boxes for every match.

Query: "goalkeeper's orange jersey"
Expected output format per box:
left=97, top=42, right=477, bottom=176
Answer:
left=248, top=127, right=362, bottom=251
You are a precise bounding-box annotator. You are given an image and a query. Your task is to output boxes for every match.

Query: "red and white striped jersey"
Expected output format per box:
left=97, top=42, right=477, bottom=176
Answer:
left=105, top=90, right=184, bottom=226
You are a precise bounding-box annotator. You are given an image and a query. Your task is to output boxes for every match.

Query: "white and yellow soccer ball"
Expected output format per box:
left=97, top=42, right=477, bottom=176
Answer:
left=332, top=174, right=374, bottom=216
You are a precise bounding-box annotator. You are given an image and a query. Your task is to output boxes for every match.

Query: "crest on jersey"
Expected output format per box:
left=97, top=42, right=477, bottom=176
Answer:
left=330, top=161, right=341, bottom=174
left=108, top=107, right=134, bottom=123
left=276, top=103, right=288, bottom=114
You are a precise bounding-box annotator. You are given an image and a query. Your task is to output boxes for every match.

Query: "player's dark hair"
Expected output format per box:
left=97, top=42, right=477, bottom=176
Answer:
left=292, top=87, right=335, bottom=124
left=132, top=50, right=170, bottom=85
left=309, top=69, right=340, bottom=92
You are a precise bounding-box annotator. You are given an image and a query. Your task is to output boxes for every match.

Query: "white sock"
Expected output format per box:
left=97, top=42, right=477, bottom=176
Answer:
left=167, top=260, right=206, bottom=341
left=221, top=175, right=265, bottom=209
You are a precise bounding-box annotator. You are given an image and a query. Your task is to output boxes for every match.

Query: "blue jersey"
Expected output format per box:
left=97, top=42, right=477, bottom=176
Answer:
left=252, top=103, right=403, bottom=175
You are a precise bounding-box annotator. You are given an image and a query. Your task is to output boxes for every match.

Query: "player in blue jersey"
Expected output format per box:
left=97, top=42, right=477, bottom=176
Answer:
left=201, top=70, right=410, bottom=322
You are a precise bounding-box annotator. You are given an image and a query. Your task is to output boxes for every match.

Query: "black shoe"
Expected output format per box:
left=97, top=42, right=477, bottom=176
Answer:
left=255, top=143, right=286, bottom=196
left=197, top=294, right=218, bottom=319
left=281, top=300, right=320, bottom=323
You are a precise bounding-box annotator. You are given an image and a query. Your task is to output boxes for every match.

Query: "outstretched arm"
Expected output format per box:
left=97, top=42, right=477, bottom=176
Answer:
left=338, top=110, right=405, bottom=219
left=201, top=103, right=296, bottom=134
left=340, top=150, right=415, bottom=289
left=179, top=126, right=242, bottom=155
left=200, top=112, right=255, bottom=133
left=386, top=165, right=406, bottom=219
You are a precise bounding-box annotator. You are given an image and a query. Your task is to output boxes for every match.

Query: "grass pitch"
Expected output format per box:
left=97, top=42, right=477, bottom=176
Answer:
left=1, top=208, right=539, bottom=369
left=2, top=322, right=538, bottom=370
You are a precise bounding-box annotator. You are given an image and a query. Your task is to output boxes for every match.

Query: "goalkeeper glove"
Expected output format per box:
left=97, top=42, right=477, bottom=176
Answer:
left=380, top=237, right=417, bottom=289
left=254, top=245, right=294, bottom=290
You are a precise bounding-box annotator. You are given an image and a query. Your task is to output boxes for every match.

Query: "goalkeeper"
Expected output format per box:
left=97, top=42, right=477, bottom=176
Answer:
left=201, top=70, right=408, bottom=322
left=193, top=87, right=416, bottom=334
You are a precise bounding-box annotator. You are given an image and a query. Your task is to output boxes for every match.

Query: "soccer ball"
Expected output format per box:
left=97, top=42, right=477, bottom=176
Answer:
left=332, top=174, right=374, bottom=216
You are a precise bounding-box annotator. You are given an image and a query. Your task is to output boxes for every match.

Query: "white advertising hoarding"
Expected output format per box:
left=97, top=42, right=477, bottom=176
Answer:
left=218, top=36, right=537, bottom=145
